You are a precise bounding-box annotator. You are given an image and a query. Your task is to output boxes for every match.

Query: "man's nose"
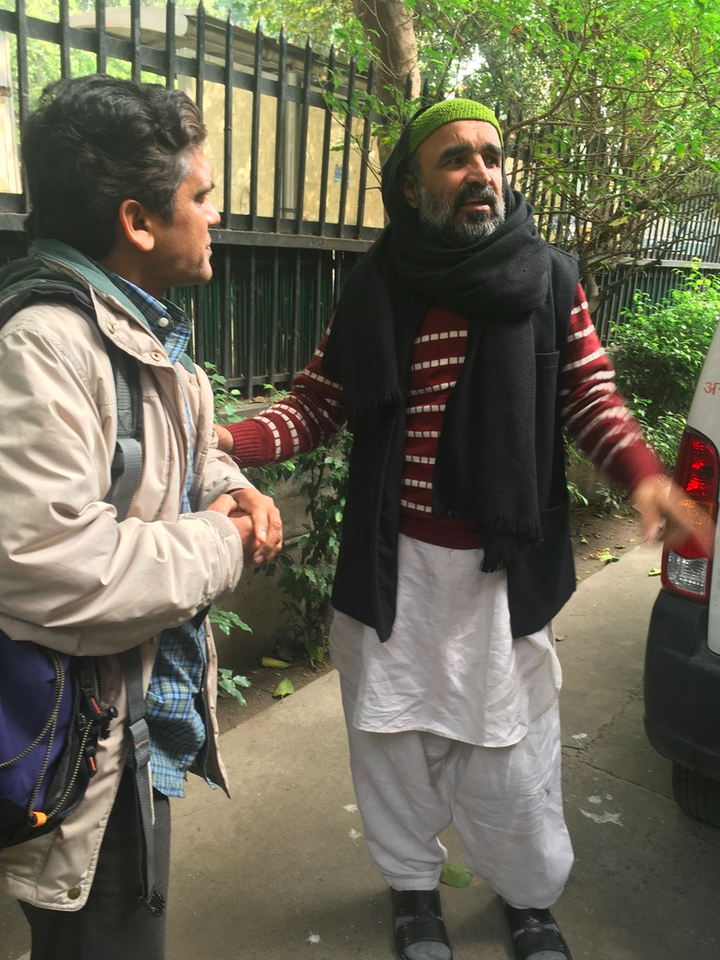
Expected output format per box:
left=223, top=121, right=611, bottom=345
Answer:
left=466, top=156, right=492, bottom=184
left=208, top=202, right=221, bottom=226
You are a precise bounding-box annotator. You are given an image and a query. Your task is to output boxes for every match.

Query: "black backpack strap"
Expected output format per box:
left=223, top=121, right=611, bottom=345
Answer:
left=104, top=343, right=143, bottom=522
left=121, top=646, right=165, bottom=916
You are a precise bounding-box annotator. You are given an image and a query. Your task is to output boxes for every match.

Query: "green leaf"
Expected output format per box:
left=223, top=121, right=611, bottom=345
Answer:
left=648, top=567, right=662, bottom=576
left=209, top=607, right=253, bottom=635
left=273, top=678, right=295, bottom=698
left=262, top=657, right=293, bottom=668
left=597, top=550, right=620, bottom=564
left=440, top=862, right=473, bottom=888
left=217, top=667, right=251, bottom=705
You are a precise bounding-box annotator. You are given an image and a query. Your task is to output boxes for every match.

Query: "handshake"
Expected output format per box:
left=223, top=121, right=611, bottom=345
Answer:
left=206, top=488, right=283, bottom=566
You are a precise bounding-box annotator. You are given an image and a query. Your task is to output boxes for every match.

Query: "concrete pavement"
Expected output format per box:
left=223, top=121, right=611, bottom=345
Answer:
left=3, top=542, right=720, bottom=959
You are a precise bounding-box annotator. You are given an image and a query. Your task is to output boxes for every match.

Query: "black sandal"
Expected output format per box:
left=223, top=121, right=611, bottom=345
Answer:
left=391, top=888, right=453, bottom=960
left=501, top=898, right=573, bottom=960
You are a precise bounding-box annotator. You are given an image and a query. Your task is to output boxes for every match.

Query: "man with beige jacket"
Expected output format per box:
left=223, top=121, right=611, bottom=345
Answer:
left=0, top=75, right=282, bottom=959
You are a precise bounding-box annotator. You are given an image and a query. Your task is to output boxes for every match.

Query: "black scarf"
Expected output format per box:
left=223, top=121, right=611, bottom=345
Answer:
left=323, top=110, right=554, bottom=571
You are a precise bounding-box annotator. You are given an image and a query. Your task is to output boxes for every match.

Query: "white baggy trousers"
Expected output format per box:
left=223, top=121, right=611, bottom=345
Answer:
left=339, top=675, right=574, bottom=909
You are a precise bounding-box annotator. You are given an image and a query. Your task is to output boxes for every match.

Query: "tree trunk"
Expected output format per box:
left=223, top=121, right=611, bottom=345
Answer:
left=352, top=0, right=421, bottom=115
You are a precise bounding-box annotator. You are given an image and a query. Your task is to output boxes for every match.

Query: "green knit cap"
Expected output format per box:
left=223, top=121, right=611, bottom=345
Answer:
left=408, top=99, right=503, bottom=155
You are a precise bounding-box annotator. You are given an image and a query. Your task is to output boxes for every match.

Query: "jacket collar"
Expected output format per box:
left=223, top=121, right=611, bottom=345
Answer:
left=27, top=239, right=151, bottom=331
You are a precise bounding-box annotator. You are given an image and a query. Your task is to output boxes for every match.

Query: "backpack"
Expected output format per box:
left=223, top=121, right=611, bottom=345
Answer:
left=0, top=633, right=117, bottom=846
left=0, top=278, right=164, bottom=914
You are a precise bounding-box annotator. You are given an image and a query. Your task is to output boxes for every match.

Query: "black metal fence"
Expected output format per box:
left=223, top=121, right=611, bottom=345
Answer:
left=0, top=0, right=718, bottom=391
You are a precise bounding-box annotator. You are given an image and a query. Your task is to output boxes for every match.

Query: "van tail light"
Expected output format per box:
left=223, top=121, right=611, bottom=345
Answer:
left=661, top=428, right=718, bottom=602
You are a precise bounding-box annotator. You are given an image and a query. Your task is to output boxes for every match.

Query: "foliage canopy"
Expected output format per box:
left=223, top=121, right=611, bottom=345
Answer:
left=213, top=0, right=719, bottom=302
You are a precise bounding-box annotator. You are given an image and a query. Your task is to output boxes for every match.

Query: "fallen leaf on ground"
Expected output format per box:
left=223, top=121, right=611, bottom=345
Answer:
left=597, top=550, right=620, bottom=563
left=580, top=809, right=623, bottom=826
left=440, top=863, right=473, bottom=888
left=262, top=657, right=292, bottom=669
left=273, top=678, right=295, bottom=698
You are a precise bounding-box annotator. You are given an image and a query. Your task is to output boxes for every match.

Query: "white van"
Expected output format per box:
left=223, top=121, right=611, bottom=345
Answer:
left=644, top=329, right=720, bottom=826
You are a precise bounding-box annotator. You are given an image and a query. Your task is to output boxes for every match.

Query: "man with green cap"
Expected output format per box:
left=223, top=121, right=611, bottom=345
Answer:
left=216, top=99, right=689, bottom=960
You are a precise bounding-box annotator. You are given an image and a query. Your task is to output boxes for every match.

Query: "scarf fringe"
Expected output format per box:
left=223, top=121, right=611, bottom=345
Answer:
left=481, top=515, right=543, bottom=538
left=480, top=530, right=538, bottom=573
left=435, top=506, right=543, bottom=539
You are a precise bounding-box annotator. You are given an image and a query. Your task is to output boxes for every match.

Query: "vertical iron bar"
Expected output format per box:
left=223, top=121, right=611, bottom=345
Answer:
left=318, top=47, right=335, bottom=234
left=314, top=249, right=323, bottom=343
left=334, top=251, right=345, bottom=308
left=269, top=249, right=279, bottom=385
left=16, top=0, right=29, bottom=129
left=651, top=269, right=661, bottom=301
left=130, top=0, right=141, bottom=83
left=695, top=201, right=705, bottom=254
left=96, top=0, right=107, bottom=74
left=711, top=215, right=720, bottom=262
left=249, top=23, right=262, bottom=232
left=223, top=14, right=233, bottom=225
left=294, top=37, right=312, bottom=234
left=354, top=60, right=374, bottom=237
left=195, top=2, right=206, bottom=113
left=291, top=248, right=301, bottom=376
left=646, top=208, right=657, bottom=255
left=16, top=0, right=29, bottom=214
left=165, top=0, right=176, bottom=88
left=700, top=199, right=711, bottom=255
left=337, top=57, right=356, bottom=234
left=247, top=250, right=257, bottom=399
left=222, top=246, right=232, bottom=381
left=273, top=26, right=286, bottom=230
left=60, top=0, right=71, bottom=78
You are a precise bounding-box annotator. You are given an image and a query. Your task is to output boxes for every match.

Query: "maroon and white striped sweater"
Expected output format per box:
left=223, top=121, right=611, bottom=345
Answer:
left=227, top=282, right=662, bottom=549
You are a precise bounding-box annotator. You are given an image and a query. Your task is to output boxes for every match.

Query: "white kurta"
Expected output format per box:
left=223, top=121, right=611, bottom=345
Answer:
left=330, top=533, right=562, bottom=747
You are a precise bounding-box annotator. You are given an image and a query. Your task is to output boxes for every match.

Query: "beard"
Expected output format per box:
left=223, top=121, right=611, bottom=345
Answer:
left=416, top=180, right=506, bottom=246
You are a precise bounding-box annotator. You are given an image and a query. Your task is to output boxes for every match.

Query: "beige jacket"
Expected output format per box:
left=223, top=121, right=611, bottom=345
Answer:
left=0, top=243, right=250, bottom=909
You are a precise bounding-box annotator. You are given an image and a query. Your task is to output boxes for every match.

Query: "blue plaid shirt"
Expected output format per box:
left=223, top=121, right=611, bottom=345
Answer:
left=102, top=270, right=212, bottom=798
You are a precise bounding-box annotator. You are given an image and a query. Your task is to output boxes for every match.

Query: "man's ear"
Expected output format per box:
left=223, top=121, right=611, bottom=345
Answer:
left=116, top=199, right=156, bottom=253
left=401, top=173, right=419, bottom=209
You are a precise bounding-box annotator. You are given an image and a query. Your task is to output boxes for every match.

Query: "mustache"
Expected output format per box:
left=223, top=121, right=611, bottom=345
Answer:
left=453, top=183, right=499, bottom=214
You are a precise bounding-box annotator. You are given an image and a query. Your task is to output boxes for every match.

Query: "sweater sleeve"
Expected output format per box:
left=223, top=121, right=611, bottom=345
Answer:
left=560, top=283, right=665, bottom=491
left=226, top=326, right=347, bottom=466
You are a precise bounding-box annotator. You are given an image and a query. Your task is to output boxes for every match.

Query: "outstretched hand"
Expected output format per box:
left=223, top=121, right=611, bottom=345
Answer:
left=632, top=474, right=715, bottom=555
